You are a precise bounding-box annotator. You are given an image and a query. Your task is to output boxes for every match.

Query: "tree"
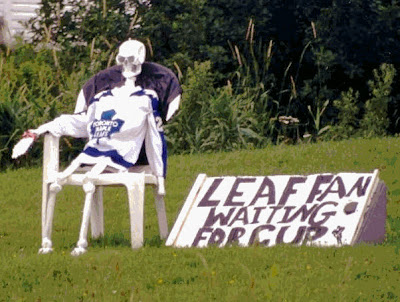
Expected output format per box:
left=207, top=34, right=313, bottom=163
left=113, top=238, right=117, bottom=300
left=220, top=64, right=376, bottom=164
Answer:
left=26, top=0, right=142, bottom=71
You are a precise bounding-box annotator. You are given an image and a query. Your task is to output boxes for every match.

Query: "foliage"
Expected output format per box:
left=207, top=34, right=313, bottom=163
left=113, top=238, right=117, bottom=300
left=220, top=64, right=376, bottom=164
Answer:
left=25, top=0, right=142, bottom=71
left=316, top=0, right=400, bottom=78
left=328, top=63, right=396, bottom=139
left=165, top=61, right=214, bottom=153
left=360, top=63, right=396, bottom=137
left=297, top=42, right=337, bottom=141
left=136, top=1, right=399, bottom=84
left=137, top=0, right=208, bottom=70
left=330, top=88, right=360, bottom=140
left=1, top=1, right=400, bottom=170
left=0, top=41, right=89, bottom=168
left=138, top=0, right=400, bottom=140
left=0, top=43, right=57, bottom=168
left=165, top=59, right=275, bottom=154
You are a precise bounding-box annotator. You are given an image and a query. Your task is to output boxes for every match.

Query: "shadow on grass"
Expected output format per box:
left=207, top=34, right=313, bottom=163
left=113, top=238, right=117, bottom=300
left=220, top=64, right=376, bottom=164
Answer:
left=90, top=232, right=131, bottom=248
left=89, top=233, right=164, bottom=248
left=386, top=215, right=400, bottom=247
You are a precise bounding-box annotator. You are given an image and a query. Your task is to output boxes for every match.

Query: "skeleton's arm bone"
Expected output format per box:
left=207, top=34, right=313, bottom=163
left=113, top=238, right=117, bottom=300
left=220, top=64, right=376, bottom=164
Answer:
left=32, top=113, right=90, bottom=138
left=74, top=89, right=87, bottom=114
left=166, top=95, right=181, bottom=121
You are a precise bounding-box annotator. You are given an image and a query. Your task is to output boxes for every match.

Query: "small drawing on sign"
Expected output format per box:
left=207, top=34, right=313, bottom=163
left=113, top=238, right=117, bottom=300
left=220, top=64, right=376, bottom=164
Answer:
left=344, top=201, right=358, bottom=215
left=332, top=226, right=345, bottom=245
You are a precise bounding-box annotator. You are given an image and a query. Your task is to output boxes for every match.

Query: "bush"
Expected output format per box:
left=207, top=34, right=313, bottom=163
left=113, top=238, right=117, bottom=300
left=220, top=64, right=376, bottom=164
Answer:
left=329, top=88, right=360, bottom=140
left=329, top=63, right=396, bottom=139
left=165, top=61, right=216, bottom=153
left=165, top=60, right=275, bottom=154
left=360, top=63, right=396, bottom=137
left=0, top=42, right=90, bottom=169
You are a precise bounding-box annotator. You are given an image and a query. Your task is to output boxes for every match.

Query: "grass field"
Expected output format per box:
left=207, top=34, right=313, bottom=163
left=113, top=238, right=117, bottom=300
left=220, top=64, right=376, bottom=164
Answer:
left=1, top=137, right=400, bottom=301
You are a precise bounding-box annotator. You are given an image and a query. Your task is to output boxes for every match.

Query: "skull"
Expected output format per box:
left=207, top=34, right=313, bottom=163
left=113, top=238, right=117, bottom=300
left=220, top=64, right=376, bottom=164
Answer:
left=116, top=40, right=146, bottom=79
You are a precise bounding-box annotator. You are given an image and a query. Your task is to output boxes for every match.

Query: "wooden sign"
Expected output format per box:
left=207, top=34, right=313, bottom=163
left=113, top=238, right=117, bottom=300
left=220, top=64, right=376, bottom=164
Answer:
left=166, top=170, right=386, bottom=247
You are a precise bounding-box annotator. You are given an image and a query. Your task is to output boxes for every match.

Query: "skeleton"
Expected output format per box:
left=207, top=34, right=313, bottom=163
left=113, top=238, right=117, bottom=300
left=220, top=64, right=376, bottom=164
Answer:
left=14, top=40, right=166, bottom=256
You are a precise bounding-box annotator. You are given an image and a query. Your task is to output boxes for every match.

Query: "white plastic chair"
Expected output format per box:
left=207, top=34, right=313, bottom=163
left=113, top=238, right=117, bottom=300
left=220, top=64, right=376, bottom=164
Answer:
left=39, top=133, right=168, bottom=255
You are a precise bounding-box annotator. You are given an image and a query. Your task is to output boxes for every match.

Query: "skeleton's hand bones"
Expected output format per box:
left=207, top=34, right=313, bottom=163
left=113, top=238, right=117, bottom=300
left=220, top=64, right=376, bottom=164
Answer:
left=12, top=129, right=40, bottom=159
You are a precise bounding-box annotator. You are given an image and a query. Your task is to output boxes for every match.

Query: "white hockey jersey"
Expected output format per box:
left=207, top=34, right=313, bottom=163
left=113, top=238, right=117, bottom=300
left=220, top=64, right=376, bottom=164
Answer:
left=74, top=62, right=182, bottom=167
left=36, top=85, right=166, bottom=177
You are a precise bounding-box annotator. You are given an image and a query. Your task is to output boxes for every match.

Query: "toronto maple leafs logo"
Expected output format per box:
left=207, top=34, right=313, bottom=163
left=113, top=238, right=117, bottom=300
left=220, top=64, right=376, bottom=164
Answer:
left=90, top=110, right=124, bottom=143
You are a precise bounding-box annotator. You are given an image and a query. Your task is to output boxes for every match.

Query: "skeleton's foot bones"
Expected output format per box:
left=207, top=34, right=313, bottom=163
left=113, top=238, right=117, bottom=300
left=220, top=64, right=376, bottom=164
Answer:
left=38, top=247, right=54, bottom=254
left=71, top=246, right=87, bottom=256
left=71, top=238, right=88, bottom=256
left=38, top=237, right=53, bottom=254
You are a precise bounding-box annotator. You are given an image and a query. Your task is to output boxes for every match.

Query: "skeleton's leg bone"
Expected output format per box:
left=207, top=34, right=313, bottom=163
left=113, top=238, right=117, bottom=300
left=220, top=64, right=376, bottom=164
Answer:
left=86, top=162, right=108, bottom=179
left=57, top=157, right=82, bottom=180
left=71, top=181, right=95, bottom=256
left=72, top=162, right=108, bottom=256
left=39, top=182, right=62, bottom=254
left=126, top=174, right=145, bottom=249
left=90, top=186, right=104, bottom=239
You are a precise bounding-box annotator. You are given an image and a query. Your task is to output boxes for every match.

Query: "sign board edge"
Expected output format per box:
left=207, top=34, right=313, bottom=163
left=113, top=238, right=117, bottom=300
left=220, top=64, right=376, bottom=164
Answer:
left=166, top=173, right=208, bottom=246
left=350, top=169, right=380, bottom=245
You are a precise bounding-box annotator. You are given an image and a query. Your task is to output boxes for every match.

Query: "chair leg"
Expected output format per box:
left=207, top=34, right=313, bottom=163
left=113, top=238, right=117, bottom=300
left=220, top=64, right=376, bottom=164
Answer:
left=41, top=134, right=59, bottom=254
left=90, top=186, right=104, bottom=239
left=126, top=174, right=145, bottom=249
left=153, top=188, right=169, bottom=240
left=39, top=182, right=62, bottom=254
left=71, top=181, right=95, bottom=256
left=41, top=182, right=50, bottom=245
